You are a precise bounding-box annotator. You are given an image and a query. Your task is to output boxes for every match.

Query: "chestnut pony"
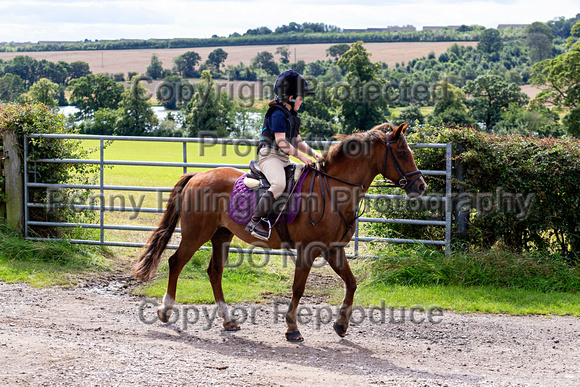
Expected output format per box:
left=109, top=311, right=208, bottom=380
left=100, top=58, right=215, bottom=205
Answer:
left=132, top=123, right=427, bottom=342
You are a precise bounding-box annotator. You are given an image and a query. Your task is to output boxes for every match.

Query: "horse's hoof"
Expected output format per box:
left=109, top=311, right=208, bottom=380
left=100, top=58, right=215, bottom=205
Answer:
left=333, top=322, right=347, bottom=337
left=285, top=331, right=304, bottom=342
left=157, top=308, right=172, bottom=323
left=223, top=320, right=241, bottom=331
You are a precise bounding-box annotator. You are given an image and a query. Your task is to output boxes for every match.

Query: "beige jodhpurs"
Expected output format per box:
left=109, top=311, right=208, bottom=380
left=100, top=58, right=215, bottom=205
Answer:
left=258, top=147, right=295, bottom=199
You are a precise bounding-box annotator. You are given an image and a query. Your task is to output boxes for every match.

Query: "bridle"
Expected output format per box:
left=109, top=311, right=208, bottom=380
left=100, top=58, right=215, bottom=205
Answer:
left=303, top=132, right=423, bottom=243
left=379, top=137, right=423, bottom=190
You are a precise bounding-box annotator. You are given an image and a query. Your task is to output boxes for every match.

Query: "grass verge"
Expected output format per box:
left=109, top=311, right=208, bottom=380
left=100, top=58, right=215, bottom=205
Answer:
left=346, top=246, right=580, bottom=316
left=0, top=224, right=112, bottom=287
left=132, top=248, right=296, bottom=304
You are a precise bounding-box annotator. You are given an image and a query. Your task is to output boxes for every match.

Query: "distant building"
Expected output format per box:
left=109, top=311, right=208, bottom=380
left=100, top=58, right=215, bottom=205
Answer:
left=423, top=26, right=459, bottom=31
left=0, top=41, right=35, bottom=46
left=344, top=26, right=416, bottom=33
left=497, top=24, right=529, bottom=29
left=37, top=41, right=81, bottom=45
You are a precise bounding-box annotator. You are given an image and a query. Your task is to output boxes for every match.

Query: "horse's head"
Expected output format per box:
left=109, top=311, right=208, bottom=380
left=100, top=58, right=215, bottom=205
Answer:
left=377, top=123, right=427, bottom=197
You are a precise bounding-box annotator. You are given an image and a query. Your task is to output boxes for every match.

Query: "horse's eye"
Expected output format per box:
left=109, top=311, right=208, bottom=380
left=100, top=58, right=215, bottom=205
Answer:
left=397, top=151, right=407, bottom=158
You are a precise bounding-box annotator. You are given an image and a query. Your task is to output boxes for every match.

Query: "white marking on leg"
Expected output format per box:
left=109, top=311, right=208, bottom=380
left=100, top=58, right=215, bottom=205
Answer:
left=163, top=293, right=175, bottom=308
left=161, top=293, right=175, bottom=316
left=217, top=301, right=231, bottom=322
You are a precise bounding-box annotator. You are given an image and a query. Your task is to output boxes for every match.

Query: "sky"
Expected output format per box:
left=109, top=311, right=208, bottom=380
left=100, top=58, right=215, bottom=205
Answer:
left=0, top=0, right=578, bottom=43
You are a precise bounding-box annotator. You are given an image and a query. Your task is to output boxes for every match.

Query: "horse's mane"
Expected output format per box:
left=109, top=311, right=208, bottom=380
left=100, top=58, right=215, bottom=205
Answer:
left=323, top=122, right=396, bottom=164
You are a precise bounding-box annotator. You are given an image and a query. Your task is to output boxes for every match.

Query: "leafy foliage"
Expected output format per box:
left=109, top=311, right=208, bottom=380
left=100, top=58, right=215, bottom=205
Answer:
left=336, top=41, right=389, bottom=133
left=406, top=126, right=580, bottom=258
left=207, top=48, right=228, bottom=72
left=183, top=71, right=234, bottom=137
left=28, top=78, right=59, bottom=106
left=477, top=28, right=503, bottom=54
left=173, top=51, right=201, bottom=78
left=0, top=103, right=98, bottom=235
left=68, top=74, right=124, bottom=118
left=0, top=73, right=26, bottom=102
left=146, top=53, right=164, bottom=80
left=462, top=74, right=529, bottom=131
left=252, top=51, right=279, bottom=76
left=531, top=41, right=580, bottom=137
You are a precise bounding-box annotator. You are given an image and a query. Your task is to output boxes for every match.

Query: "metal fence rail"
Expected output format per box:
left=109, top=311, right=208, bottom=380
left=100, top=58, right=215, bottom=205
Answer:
left=24, top=134, right=453, bottom=257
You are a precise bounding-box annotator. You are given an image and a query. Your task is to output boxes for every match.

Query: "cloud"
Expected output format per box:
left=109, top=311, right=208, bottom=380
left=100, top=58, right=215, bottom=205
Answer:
left=0, top=2, right=174, bottom=25
left=0, top=0, right=578, bottom=42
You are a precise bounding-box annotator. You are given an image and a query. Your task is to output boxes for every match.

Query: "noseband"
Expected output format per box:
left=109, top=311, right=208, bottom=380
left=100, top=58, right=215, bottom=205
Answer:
left=381, top=139, right=423, bottom=190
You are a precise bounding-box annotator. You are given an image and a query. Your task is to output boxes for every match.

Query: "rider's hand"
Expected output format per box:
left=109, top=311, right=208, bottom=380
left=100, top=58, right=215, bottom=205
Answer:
left=314, top=152, right=323, bottom=161
left=301, top=154, right=314, bottom=166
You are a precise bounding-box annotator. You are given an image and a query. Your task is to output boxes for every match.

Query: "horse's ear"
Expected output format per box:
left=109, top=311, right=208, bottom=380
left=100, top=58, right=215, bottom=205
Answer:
left=391, top=123, right=405, bottom=141
left=402, top=123, right=409, bottom=135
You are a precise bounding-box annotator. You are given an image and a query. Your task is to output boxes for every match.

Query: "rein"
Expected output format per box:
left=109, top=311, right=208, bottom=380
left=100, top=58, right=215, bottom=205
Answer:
left=270, top=132, right=425, bottom=245
left=307, top=165, right=366, bottom=243
left=305, top=135, right=423, bottom=243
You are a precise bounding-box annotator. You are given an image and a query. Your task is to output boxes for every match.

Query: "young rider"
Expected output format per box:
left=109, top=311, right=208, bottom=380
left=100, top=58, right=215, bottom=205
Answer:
left=245, top=70, right=322, bottom=241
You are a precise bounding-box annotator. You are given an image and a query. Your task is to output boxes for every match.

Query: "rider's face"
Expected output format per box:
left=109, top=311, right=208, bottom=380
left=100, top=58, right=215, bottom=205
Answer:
left=292, top=96, right=303, bottom=111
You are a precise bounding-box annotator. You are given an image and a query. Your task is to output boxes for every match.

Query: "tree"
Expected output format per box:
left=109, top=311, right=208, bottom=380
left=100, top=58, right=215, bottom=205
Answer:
left=207, top=48, right=228, bottom=72
left=251, top=51, right=279, bottom=75
left=68, top=74, right=124, bottom=118
left=38, top=59, right=69, bottom=85
left=532, top=40, right=580, bottom=137
left=335, top=41, right=389, bottom=133
left=563, top=107, right=580, bottom=137
left=275, top=46, right=291, bottom=64
left=78, top=108, right=118, bottom=135
left=397, top=105, right=424, bottom=126
left=146, top=54, right=164, bottom=80
left=115, top=84, right=159, bottom=136
left=326, top=43, right=350, bottom=61
left=462, top=74, right=529, bottom=131
left=429, top=83, right=474, bottom=127
left=495, top=104, right=563, bottom=137
left=156, top=74, right=191, bottom=110
left=67, top=61, right=91, bottom=82
left=306, top=61, right=326, bottom=77
left=0, top=73, right=25, bottom=102
left=28, top=78, right=59, bottom=106
left=183, top=70, right=234, bottom=137
left=527, top=22, right=554, bottom=63
left=2, top=55, right=39, bottom=87
left=174, top=51, right=201, bottom=77
left=477, top=28, right=503, bottom=54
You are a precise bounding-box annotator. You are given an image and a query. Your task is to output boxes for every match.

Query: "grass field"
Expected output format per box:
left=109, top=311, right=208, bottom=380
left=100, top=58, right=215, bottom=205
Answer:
left=0, top=41, right=478, bottom=77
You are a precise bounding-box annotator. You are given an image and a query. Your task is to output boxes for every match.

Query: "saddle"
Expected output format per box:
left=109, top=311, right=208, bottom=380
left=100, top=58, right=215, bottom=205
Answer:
left=243, top=160, right=304, bottom=217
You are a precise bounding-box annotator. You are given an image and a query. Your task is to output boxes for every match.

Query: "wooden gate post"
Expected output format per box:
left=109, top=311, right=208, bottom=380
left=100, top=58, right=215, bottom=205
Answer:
left=2, top=130, right=24, bottom=233
left=0, top=149, right=5, bottom=221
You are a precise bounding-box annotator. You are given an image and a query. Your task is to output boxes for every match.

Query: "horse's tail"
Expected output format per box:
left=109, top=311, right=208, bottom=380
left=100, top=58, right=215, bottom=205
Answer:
left=131, top=173, right=196, bottom=282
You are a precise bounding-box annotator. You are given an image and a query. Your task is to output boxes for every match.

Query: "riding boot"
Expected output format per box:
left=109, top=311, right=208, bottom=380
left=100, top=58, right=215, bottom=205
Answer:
left=245, top=191, right=275, bottom=241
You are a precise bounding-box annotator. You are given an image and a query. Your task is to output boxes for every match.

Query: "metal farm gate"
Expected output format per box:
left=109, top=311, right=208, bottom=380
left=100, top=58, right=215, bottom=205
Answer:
left=23, top=134, right=453, bottom=257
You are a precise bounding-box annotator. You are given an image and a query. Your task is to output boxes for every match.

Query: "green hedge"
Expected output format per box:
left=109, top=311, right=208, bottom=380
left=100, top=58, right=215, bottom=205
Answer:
left=0, top=30, right=488, bottom=53
left=0, top=103, right=97, bottom=236
left=366, top=126, right=580, bottom=258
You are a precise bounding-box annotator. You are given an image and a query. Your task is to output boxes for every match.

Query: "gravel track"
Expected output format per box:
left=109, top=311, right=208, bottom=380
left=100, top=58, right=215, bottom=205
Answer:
left=1, top=278, right=579, bottom=386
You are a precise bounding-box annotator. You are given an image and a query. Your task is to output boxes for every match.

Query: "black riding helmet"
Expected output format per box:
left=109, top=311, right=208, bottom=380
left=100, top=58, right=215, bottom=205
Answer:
left=274, top=70, right=315, bottom=108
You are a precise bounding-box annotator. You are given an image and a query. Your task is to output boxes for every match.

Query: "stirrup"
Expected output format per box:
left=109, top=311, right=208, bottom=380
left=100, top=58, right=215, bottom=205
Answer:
left=251, top=218, right=271, bottom=241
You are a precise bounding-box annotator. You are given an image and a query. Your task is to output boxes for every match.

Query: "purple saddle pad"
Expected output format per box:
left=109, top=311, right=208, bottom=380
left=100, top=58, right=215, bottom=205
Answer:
left=228, top=168, right=310, bottom=225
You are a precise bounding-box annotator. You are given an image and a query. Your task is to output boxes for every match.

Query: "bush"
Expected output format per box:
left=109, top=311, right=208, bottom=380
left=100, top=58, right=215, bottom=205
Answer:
left=0, top=103, right=98, bottom=236
left=403, top=125, right=580, bottom=258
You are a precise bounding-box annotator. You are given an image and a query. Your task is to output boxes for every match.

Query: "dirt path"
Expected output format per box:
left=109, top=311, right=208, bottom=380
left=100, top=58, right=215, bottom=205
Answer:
left=1, top=278, right=579, bottom=386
